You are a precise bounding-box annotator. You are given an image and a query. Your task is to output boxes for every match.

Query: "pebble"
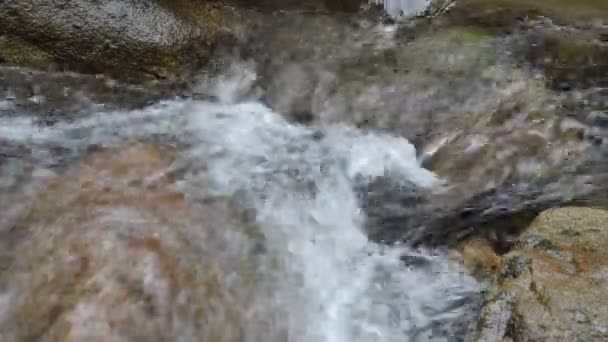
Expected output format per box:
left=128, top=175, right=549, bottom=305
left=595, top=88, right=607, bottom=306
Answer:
left=574, top=310, right=589, bottom=323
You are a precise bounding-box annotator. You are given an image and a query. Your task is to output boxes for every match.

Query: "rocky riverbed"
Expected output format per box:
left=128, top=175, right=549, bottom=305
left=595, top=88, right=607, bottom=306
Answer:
left=0, top=0, right=607, bottom=341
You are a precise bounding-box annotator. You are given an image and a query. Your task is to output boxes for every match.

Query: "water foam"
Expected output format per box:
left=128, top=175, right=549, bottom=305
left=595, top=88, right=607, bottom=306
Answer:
left=0, top=68, right=479, bottom=342
left=181, top=98, right=479, bottom=341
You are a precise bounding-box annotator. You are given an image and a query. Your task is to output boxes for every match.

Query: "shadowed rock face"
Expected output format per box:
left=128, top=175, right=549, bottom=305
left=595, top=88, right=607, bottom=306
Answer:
left=0, top=0, right=234, bottom=80
left=0, top=144, right=284, bottom=341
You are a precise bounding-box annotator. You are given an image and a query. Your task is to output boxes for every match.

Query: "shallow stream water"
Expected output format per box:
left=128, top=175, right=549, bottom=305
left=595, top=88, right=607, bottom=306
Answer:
left=0, top=63, right=481, bottom=341
left=0, top=2, right=607, bottom=341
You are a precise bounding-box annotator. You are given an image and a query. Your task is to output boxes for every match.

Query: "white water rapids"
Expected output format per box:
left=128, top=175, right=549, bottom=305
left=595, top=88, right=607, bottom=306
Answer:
left=0, top=66, right=480, bottom=341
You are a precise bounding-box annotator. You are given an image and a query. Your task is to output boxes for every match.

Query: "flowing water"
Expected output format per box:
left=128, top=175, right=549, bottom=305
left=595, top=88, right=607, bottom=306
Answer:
left=1, top=2, right=606, bottom=341
left=0, top=64, right=480, bottom=341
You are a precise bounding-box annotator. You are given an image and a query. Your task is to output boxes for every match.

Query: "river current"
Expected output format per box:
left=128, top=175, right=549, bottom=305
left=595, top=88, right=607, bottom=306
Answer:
left=0, top=62, right=480, bottom=341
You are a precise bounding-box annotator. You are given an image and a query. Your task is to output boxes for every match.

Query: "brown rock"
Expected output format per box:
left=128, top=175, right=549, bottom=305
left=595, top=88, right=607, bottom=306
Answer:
left=458, top=238, right=503, bottom=280
left=474, top=207, right=608, bottom=341
left=0, top=144, right=282, bottom=341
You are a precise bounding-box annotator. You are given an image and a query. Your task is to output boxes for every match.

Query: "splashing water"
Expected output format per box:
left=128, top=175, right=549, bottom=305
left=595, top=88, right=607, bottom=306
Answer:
left=184, top=100, right=478, bottom=341
left=0, top=66, right=479, bottom=341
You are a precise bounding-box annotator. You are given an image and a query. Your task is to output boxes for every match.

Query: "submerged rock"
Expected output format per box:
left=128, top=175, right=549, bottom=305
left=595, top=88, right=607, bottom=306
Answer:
left=474, top=207, right=608, bottom=341
left=0, top=144, right=283, bottom=341
left=0, top=0, right=234, bottom=80
left=0, top=66, right=190, bottom=120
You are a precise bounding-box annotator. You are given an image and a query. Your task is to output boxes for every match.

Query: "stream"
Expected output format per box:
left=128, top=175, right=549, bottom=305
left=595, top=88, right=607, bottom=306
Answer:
left=0, top=1, right=606, bottom=341
left=0, top=62, right=480, bottom=341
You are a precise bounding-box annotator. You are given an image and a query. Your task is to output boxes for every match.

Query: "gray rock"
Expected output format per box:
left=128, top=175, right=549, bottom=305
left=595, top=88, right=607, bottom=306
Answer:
left=573, top=311, right=588, bottom=324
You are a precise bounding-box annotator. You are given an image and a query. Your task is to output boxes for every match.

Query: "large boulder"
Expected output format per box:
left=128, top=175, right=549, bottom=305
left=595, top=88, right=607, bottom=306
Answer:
left=474, top=207, right=608, bottom=341
left=0, top=0, right=234, bottom=80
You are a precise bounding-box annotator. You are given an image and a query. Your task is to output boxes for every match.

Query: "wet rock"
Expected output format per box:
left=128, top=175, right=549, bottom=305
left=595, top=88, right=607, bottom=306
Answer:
left=315, top=22, right=602, bottom=248
left=414, top=22, right=607, bottom=200
left=312, top=26, right=504, bottom=145
left=243, top=12, right=389, bottom=119
left=0, top=144, right=284, bottom=341
left=0, top=0, right=234, bottom=80
left=474, top=207, right=608, bottom=341
left=371, top=149, right=608, bottom=250
left=252, top=18, right=526, bottom=145
left=0, top=66, right=187, bottom=119
left=425, top=105, right=593, bottom=207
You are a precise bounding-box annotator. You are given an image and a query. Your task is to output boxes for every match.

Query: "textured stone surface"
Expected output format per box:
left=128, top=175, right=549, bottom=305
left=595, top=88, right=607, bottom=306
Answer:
left=0, top=0, right=233, bottom=80
left=474, top=207, right=608, bottom=341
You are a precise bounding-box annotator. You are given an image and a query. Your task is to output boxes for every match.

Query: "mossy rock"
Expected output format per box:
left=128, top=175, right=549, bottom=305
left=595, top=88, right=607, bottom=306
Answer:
left=0, top=36, right=55, bottom=69
left=427, top=26, right=494, bottom=44
left=521, top=29, right=608, bottom=90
